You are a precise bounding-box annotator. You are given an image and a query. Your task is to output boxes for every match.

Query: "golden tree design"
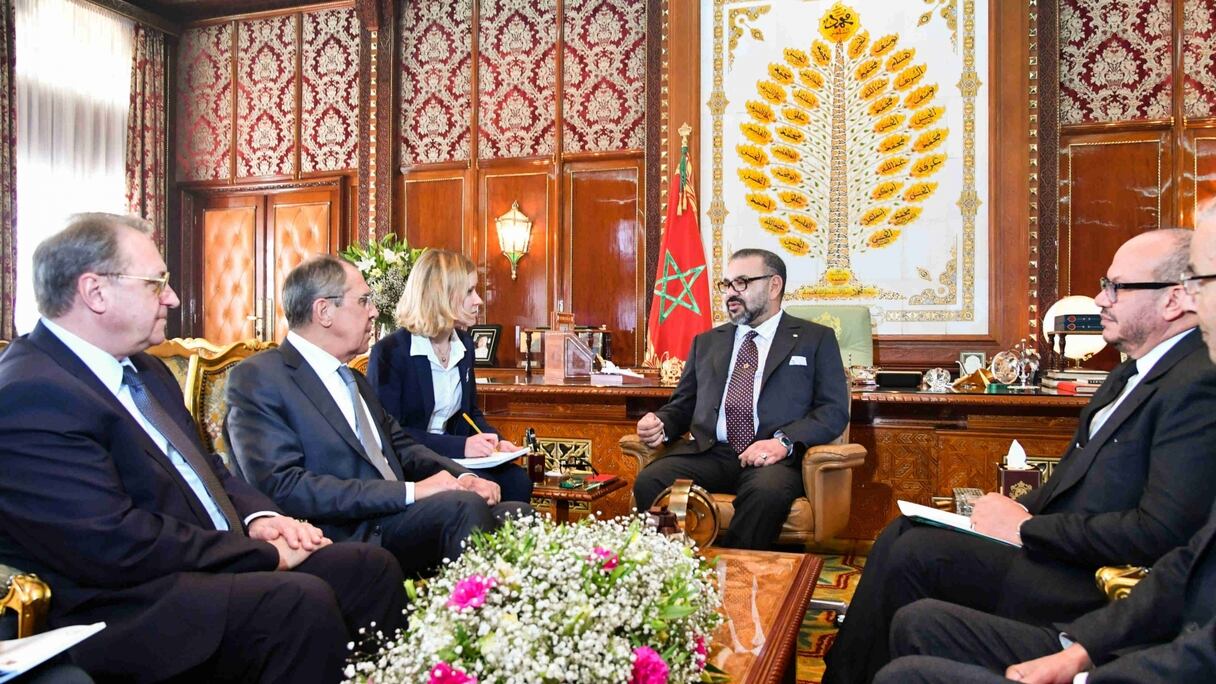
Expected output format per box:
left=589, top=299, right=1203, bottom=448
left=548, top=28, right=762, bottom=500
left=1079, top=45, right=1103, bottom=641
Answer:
left=736, top=2, right=948, bottom=298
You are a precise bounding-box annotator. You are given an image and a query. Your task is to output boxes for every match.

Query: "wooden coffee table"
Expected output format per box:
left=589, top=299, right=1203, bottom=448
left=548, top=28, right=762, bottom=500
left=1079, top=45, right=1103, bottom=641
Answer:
left=531, top=475, right=628, bottom=523
left=704, top=548, right=823, bottom=684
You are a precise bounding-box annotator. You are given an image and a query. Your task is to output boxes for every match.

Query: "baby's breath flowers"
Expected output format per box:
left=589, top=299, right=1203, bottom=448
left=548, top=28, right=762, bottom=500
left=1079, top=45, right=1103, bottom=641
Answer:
left=344, top=514, right=724, bottom=684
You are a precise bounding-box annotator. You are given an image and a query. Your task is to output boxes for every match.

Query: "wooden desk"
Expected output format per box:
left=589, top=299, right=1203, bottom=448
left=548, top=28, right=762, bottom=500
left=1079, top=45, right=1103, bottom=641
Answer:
left=531, top=475, right=628, bottom=523
left=477, top=372, right=1089, bottom=539
left=704, top=548, right=823, bottom=684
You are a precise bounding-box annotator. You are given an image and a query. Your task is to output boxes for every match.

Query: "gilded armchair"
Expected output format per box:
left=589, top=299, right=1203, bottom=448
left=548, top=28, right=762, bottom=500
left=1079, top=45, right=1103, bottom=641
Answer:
left=1, top=564, right=50, bottom=638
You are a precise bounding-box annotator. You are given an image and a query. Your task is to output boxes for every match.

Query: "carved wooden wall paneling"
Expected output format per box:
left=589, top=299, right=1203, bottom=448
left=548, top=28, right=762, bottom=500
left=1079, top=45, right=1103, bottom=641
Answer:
left=565, top=158, right=645, bottom=365
left=1058, top=131, right=1172, bottom=299
left=1187, top=131, right=1216, bottom=223
left=401, top=172, right=467, bottom=252
left=480, top=169, right=553, bottom=367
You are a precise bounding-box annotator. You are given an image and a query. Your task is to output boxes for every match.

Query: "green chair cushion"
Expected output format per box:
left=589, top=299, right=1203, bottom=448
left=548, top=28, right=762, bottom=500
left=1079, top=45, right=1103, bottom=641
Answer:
left=784, top=304, right=874, bottom=368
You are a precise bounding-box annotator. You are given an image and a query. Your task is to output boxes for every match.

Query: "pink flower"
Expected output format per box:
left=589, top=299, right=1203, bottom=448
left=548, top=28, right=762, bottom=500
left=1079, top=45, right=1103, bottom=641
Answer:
left=694, top=635, right=708, bottom=669
left=447, top=574, right=497, bottom=611
left=631, top=646, right=669, bottom=684
left=428, top=662, right=476, bottom=684
left=590, top=546, right=619, bottom=571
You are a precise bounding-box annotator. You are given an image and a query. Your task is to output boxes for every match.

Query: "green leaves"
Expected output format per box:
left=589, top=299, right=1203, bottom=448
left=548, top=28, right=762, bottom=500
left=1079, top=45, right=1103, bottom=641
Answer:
left=338, top=234, right=426, bottom=330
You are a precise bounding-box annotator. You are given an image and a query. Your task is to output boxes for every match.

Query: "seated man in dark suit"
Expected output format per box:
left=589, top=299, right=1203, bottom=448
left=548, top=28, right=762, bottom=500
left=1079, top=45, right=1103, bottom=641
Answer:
left=824, top=228, right=1216, bottom=684
left=632, top=248, right=850, bottom=550
left=0, top=214, right=405, bottom=683
left=872, top=217, right=1216, bottom=683
left=226, top=255, right=530, bottom=575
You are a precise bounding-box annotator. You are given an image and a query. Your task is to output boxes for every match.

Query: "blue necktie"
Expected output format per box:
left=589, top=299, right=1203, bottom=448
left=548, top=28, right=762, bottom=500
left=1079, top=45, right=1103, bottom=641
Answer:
left=122, top=365, right=243, bottom=533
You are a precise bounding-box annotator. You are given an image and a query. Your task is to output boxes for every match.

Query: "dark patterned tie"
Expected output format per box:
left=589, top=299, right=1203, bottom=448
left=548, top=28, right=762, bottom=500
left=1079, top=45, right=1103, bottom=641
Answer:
left=337, top=366, right=398, bottom=481
left=1085, top=360, right=1139, bottom=438
left=725, top=331, right=759, bottom=454
left=121, top=365, right=243, bottom=533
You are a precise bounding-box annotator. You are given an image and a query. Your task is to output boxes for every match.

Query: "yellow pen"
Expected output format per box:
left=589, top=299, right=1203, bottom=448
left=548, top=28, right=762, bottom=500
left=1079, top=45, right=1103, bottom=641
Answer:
left=461, top=412, right=482, bottom=434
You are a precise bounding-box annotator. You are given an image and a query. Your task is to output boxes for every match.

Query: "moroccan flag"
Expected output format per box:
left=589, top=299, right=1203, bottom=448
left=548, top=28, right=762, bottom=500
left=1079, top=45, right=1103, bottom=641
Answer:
left=646, top=134, right=712, bottom=365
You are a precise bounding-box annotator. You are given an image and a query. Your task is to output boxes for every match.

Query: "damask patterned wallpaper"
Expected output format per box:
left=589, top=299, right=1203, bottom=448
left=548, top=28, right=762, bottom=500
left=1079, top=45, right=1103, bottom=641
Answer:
left=236, top=15, right=297, bottom=178
left=302, top=9, right=360, bottom=172
left=1184, top=0, right=1216, bottom=119
left=399, top=0, right=473, bottom=166
left=477, top=0, right=558, bottom=159
left=562, top=0, right=645, bottom=153
left=177, top=24, right=232, bottom=181
left=1059, top=0, right=1172, bottom=124
left=176, top=7, right=360, bottom=182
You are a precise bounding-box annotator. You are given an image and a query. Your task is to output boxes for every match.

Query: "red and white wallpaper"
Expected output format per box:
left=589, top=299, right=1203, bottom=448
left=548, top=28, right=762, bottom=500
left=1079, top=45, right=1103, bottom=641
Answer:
left=301, top=8, right=360, bottom=173
left=1184, top=0, right=1216, bottom=119
left=177, top=24, right=232, bottom=181
left=478, top=0, right=557, bottom=159
left=236, top=15, right=297, bottom=177
left=1060, top=0, right=1172, bottom=124
left=562, top=0, right=645, bottom=153
left=399, top=0, right=473, bottom=166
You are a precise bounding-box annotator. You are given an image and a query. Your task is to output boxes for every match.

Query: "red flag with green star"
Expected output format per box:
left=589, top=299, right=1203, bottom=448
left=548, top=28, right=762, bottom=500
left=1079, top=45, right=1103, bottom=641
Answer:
left=646, top=133, right=712, bottom=365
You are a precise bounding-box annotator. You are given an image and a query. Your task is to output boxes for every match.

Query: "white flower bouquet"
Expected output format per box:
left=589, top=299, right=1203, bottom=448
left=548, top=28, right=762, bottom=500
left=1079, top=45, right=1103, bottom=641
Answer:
left=339, top=234, right=425, bottom=331
left=345, top=515, right=725, bottom=684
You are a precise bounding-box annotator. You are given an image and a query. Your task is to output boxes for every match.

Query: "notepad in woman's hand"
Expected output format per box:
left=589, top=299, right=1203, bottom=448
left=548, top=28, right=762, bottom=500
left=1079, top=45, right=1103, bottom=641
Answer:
left=453, top=447, right=529, bottom=469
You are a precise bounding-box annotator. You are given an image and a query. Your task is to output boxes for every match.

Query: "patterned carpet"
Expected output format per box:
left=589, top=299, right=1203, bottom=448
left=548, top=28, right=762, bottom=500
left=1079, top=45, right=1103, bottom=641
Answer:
left=797, top=552, right=866, bottom=683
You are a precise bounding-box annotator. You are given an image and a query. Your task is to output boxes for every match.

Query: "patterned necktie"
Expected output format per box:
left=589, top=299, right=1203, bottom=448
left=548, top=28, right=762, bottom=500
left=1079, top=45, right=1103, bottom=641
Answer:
left=336, top=366, right=398, bottom=481
left=725, top=331, right=760, bottom=454
left=121, top=366, right=243, bottom=533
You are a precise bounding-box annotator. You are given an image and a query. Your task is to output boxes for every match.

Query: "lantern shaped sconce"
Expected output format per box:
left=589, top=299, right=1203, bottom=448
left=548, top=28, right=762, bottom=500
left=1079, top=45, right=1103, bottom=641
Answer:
left=495, top=201, right=533, bottom=280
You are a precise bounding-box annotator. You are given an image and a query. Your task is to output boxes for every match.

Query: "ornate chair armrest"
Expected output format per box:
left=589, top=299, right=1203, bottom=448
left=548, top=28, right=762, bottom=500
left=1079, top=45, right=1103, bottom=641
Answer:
left=1095, top=565, right=1149, bottom=601
left=1, top=565, right=52, bottom=638
left=800, top=443, right=867, bottom=543
left=619, top=433, right=673, bottom=471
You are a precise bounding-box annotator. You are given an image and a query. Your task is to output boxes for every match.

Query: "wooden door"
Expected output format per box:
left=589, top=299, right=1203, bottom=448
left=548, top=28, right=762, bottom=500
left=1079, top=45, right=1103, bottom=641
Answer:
left=194, top=193, right=263, bottom=343
left=266, top=186, right=345, bottom=340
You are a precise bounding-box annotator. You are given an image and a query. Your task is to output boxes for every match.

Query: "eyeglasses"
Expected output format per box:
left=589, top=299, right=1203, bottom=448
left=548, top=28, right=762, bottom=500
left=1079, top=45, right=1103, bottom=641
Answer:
left=324, top=293, right=375, bottom=308
left=1181, top=270, right=1216, bottom=296
left=714, top=274, right=774, bottom=294
left=100, top=271, right=170, bottom=296
left=1098, top=276, right=1177, bottom=303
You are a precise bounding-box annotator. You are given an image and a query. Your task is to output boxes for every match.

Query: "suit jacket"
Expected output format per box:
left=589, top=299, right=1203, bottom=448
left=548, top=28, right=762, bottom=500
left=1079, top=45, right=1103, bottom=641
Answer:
left=368, top=327, right=493, bottom=459
left=998, top=328, right=1216, bottom=620
left=655, top=312, right=850, bottom=459
left=225, top=340, right=471, bottom=545
left=0, top=323, right=281, bottom=681
left=1063, top=496, right=1216, bottom=682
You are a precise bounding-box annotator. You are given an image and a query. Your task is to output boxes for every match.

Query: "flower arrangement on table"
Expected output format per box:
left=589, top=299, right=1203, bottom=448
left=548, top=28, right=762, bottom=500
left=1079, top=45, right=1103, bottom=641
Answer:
left=344, top=515, right=724, bottom=684
left=339, top=234, right=425, bottom=332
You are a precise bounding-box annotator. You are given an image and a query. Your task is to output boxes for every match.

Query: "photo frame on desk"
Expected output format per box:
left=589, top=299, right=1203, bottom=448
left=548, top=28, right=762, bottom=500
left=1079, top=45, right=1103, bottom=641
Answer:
left=469, top=325, right=501, bottom=367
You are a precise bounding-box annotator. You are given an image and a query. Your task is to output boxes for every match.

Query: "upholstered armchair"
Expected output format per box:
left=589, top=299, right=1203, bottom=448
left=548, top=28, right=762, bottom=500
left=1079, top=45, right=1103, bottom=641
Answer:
left=1, top=564, right=50, bottom=638
left=348, top=352, right=370, bottom=375
left=783, top=304, right=874, bottom=368
left=147, top=337, right=229, bottom=394
left=187, top=340, right=277, bottom=468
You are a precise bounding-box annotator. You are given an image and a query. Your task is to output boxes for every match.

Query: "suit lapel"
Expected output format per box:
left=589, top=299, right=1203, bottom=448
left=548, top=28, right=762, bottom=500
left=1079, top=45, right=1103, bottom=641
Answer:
left=281, top=341, right=367, bottom=460
left=411, top=347, right=437, bottom=420
left=702, top=325, right=736, bottom=411
left=761, top=314, right=798, bottom=388
left=28, top=324, right=217, bottom=526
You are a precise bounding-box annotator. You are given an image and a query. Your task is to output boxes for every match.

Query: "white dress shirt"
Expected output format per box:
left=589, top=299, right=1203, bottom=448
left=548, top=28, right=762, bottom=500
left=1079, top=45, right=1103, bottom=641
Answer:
left=715, top=310, right=785, bottom=443
left=409, top=330, right=467, bottom=434
left=1088, top=328, right=1192, bottom=438
left=42, top=318, right=251, bottom=530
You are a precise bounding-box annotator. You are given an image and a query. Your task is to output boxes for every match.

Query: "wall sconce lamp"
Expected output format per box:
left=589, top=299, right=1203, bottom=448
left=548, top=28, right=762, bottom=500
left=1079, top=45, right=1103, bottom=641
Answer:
left=495, top=201, right=533, bottom=280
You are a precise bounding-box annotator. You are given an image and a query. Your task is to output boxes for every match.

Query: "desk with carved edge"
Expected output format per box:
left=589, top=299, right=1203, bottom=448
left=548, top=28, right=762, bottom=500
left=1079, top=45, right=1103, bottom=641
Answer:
left=703, top=548, right=823, bottom=684
left=476, top=371, right=1090, bottom=539
left=531, top=475, right=628, bottom=523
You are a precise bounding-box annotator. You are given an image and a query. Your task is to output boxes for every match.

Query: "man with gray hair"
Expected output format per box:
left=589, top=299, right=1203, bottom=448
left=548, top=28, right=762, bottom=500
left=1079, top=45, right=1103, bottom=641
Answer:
left=226, top=255, right=529, bottom=575
left=0, top=214, right=406, bottom=683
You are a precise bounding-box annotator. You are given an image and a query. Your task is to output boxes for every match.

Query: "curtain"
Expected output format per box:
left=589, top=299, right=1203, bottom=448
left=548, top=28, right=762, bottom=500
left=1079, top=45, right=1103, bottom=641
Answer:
left=0, top=0, right=15, bottom=340
left=126, top=24, right=165, bottom=246
left=14, top=0, right=132, bottom=334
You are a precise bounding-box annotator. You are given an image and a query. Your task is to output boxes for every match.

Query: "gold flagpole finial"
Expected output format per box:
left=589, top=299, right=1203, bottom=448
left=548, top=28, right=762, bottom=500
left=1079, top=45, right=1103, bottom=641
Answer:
left=678, top=122, right=692, bottom=143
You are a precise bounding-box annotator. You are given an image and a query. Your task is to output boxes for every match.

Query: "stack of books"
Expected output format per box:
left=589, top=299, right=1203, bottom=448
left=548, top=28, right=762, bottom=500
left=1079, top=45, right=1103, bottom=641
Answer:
left=1041, top=368, right=1109, bottom=395
left=1052, top=314, right=1102, bottom=332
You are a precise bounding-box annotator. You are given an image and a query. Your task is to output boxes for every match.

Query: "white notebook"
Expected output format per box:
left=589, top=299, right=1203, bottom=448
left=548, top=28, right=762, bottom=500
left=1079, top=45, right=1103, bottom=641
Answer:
left=453, top=447, right=529, bottom=469
left=0, top=622, right=105, bottom=683
left=897, top=500, right=1022, bottom=548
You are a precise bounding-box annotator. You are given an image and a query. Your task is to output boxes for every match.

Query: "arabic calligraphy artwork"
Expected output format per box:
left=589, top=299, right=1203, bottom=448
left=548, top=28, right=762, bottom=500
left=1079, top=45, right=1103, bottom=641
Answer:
left=704, top=0, right=990, bottom=334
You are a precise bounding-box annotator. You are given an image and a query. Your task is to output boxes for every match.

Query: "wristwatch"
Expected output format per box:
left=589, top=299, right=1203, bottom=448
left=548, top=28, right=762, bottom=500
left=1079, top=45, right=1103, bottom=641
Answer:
left=773, top=430, right=795, bottom=458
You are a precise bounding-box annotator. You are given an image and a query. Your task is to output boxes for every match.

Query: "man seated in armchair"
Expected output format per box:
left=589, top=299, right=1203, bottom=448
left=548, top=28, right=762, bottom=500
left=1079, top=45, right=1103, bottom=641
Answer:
left=632, top=248, right=850, bottom=550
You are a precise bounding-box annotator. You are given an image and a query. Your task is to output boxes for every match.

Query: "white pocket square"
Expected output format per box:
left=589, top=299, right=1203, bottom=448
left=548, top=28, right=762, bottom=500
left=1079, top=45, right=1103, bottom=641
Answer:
left=790, top=355, right=807, bottom=366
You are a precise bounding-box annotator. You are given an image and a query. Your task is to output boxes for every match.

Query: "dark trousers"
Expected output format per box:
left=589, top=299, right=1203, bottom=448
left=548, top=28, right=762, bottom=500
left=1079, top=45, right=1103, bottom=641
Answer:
left=823, top=517, right=1020, bottom=684
left=631, top=443, right=803, bottom=550
left=476, top=462, right=534, bottom=503
left=872, top=598, right=1063, bottom=684
left=172, top=541, right=406, bottom=684
left=379, top=490, right=531, bottom=574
